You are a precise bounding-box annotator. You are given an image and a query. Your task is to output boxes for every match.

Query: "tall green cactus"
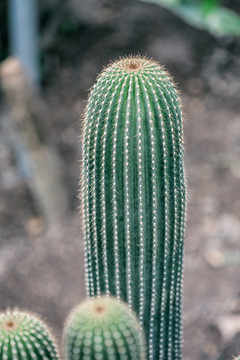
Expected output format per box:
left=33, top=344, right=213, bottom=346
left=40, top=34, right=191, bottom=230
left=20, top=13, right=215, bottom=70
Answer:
left=82, top=56, right=186, bottom=359
left=63, top=296, right=146, bottom=360
left=0, top=309, right=60, bottom=360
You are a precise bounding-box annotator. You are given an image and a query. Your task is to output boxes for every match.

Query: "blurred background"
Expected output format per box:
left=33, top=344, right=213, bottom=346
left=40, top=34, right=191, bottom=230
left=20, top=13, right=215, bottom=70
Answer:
left=0, top=0, right=240, bottom=359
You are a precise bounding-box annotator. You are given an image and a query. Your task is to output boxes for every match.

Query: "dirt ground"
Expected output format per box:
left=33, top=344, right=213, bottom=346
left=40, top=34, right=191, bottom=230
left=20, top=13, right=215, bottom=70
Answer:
left=0, top=1, right=240, bottom=359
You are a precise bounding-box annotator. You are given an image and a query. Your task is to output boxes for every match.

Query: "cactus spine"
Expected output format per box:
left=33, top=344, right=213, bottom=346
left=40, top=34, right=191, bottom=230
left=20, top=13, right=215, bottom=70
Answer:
left=63, top=296, right=146, bottom=360
left=0, top=309, right=60, bottom=360
left=82, top=56, right=186, bottom=359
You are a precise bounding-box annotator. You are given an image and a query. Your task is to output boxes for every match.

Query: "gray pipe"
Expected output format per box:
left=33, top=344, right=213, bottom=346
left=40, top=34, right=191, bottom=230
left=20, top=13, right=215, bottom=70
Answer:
left=8, top=0, right=39, bottom=84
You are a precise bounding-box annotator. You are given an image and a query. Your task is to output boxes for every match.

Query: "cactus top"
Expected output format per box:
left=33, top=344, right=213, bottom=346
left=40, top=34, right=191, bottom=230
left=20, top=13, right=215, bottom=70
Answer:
left=63, top=296, right=146, bottom=360
left=0, top=310, right=60, bottom=360
left=64, top=296, right=143, bottom=332
left=96, top=56, right=178, bottom=84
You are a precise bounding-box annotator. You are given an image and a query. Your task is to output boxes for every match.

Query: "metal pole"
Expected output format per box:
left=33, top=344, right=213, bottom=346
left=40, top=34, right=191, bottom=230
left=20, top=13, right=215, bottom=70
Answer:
left=8, top=0, right=39, bottom=85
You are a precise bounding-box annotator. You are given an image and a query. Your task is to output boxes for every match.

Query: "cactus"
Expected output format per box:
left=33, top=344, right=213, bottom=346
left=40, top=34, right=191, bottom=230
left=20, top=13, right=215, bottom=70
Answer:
left=0, top=309, right=60, bottom=360
left=81, top=55, right=186, bottom=359
left=63, top=296, right=146, bottom=360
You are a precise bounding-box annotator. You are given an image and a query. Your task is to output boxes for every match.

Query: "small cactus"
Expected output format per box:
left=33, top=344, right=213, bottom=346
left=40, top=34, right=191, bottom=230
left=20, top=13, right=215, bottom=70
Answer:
left=63, top=296, right=146, bottom=360
left=82, top=56, right=186, bottom=359
left=0, top=309, right=60, bottom=360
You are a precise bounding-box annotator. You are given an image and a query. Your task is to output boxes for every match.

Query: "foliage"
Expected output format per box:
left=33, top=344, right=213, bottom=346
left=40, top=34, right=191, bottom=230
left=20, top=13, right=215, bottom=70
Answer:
left=141, top=0, right=240, bottom=36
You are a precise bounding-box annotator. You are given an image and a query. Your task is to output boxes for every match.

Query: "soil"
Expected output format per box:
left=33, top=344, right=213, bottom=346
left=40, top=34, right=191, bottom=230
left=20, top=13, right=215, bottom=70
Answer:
left=0, top=1, right=240, bottom=359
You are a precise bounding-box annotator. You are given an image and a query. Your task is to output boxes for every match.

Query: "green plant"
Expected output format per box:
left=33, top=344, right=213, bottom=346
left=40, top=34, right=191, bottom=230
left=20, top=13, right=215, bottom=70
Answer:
left=141, top=0, right=240, bottom=37
left=0, top=309, right=60, bottom=360
left=82, top=56, right=186, bottom=359
left=63, top=296, right=146, bottom=360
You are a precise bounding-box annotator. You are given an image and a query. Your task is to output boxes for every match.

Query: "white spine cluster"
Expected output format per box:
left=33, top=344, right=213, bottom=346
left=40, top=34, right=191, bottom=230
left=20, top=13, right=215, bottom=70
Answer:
left=82, top=74, right=117, bottom=297
left=100, top=75, right=124, bottom=296
left=124, top=75, right=133, bottom=308
left=84, top=73, right=120, bottom=296
left=136, top=77, right=145, bottom=325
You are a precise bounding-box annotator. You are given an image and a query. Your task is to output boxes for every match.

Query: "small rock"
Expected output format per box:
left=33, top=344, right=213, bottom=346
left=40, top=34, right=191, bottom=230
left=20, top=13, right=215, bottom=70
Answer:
left=204, top=249, right=225, bottom=268
left=217, top=315, right=240, bottom=342
left=25, top=217, right=45, bottom=236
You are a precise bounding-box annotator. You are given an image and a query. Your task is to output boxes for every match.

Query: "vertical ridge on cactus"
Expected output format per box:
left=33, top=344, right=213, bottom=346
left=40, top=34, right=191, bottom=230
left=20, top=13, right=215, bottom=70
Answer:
left=0, top=309, right=60, bottom=360
left=82, top=56, right=187, bottom=359
left=62, top=296, right=146, bottom=360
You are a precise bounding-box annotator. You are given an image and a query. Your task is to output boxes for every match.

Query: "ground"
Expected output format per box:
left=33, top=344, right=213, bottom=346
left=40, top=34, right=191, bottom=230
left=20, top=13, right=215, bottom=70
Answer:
left=0, top=1, right=240, bottom=359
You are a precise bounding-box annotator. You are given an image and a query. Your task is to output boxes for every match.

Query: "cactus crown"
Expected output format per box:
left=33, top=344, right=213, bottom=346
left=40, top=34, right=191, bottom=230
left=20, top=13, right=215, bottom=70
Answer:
left=0, top=309, right=60, bottom=360
left=101, top=55, right=170, bottom=74
left=63, top=296, right=146, bottom=360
